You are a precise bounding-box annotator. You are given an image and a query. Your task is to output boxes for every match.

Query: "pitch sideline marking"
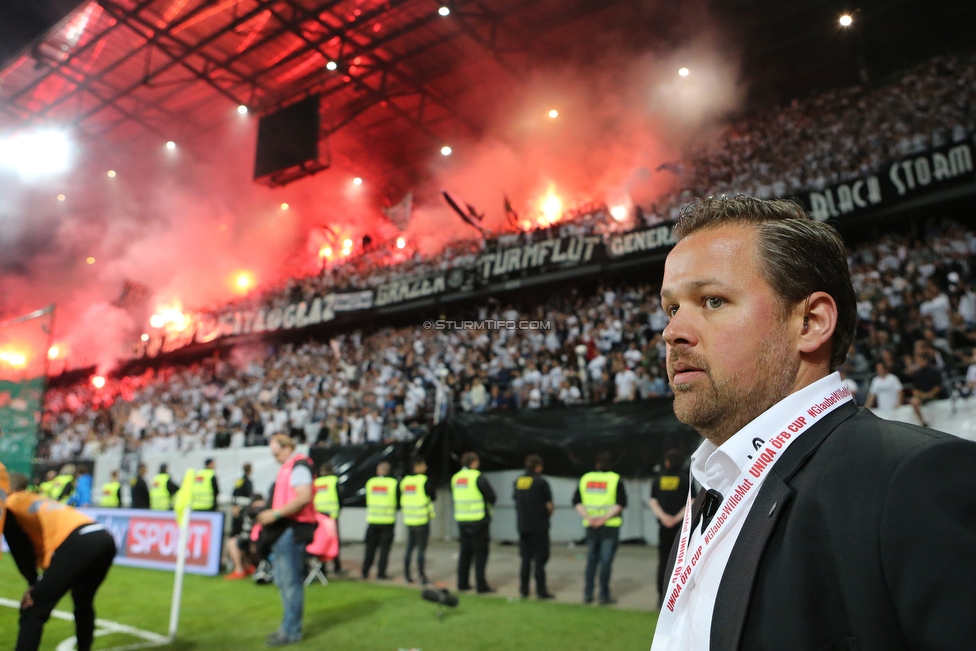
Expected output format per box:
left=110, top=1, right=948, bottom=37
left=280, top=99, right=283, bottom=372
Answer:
left=0, top=597, right=170, bottom=651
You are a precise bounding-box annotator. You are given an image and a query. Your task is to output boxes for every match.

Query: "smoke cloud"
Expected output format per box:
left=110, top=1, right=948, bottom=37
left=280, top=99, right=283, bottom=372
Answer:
left=0, top=2, right=744, bottom=374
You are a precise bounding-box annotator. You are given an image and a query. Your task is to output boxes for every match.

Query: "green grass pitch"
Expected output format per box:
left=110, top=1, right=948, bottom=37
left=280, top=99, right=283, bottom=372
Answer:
left=0, top=557, right=659, bottom=650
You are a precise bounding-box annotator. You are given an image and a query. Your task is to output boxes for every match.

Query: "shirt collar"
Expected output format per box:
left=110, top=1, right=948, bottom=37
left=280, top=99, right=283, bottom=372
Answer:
left=691, top=372, right=843, bottom=495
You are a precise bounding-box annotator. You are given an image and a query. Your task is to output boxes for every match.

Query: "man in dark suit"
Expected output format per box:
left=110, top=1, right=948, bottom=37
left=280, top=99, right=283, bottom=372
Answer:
left=650, top=195, right=976, bottom=651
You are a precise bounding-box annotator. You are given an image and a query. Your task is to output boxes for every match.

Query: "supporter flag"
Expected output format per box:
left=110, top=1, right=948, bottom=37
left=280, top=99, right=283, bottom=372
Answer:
left=503, top=195, right=521, bottom=230
left=442, top=190, right=487, bottom=236
left=655, top=161, right=685, bottom=175
left=173, top=468, right=196, bottom=522
left=383, top=192, right=413, bottom=232
left=114, top=279, right=151, bottom=311
left=0, top=305, right=54, bottom=475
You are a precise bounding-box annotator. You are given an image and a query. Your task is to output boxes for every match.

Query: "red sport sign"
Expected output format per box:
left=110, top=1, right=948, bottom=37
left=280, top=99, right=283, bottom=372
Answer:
left=80, top=508, right=225, bottom=576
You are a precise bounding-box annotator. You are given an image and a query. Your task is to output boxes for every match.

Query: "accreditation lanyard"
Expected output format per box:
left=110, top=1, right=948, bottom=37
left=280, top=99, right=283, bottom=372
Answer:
left=660, top=375, right=853, bottom=622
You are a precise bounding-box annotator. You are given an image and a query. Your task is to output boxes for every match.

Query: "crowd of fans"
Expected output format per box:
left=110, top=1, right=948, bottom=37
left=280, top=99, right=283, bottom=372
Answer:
left=34, top=52, right=976, bottom=461
left=40, top=278, right=675, bottom=460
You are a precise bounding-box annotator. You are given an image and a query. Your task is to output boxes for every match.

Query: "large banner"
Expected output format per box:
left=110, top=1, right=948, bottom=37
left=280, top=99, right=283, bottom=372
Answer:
left=1, top=508, right=224, bottom=575
left=86, top=508, right=224, bottom=576
left=802, top=138, right=975, bottom=221
left=0, top=307, right=53, bottom=475
left=130, top=224, right=676, bottom=359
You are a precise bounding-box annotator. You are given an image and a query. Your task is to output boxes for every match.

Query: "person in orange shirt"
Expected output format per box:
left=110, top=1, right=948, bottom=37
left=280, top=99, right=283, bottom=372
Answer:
left=3, top=472, right=117, bottom=651
left=0, top=460, right=9, bottom=556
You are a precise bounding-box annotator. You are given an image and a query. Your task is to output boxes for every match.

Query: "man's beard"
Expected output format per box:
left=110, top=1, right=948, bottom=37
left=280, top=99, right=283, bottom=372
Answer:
left=670, top=330, right=800, bottom=445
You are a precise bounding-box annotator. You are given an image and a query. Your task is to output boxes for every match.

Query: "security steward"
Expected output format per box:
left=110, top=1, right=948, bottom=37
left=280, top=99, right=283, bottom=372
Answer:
left=50, top=464, right=75, bottom=503
left=573, top=451, right=627, bottom=605
left=452, top=451, right=497, bottom=593
left=513, top=454, right=554, bottom=599
left=99, top=471, right=121, bottom=508
left=648, top=449, right=689, bottom=606
left=313, top=462, right=345, bottom=574
left=362, top=461, right=398, bottom=580
left=400, top=456, right=436, bottom=584
left=191, top=458, right=219, bottom=511
left=150, top=463, right=180, bottom=511
left=3, top=472, right=117, bottom=651
left=38, top=471, right=56, bottom=498
left=129, top=463, right=150, bottom=509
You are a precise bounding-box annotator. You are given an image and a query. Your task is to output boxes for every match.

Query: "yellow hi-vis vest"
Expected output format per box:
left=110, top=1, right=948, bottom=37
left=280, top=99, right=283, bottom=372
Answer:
left=400, top=474, right=435, bottom=526
left=365, top=476, right=398, bottom=524
left=191, top=469, right=216, bottom=510
left=579, top=471, right=622, bottom=527
left=100, top=482, right=121, bottom=507
left=51, top=475, right=73, bottom=502
left=452, top=468, right=486, bottom=522
left=39, top=481, right=54, bottom=497
left=150, top=473, right=172, bottom=510
left=313, top=475, right=340, bottom=517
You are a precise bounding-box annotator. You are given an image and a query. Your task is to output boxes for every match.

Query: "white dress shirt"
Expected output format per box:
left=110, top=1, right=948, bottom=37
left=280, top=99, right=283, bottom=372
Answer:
left=651, top=372, right=848, bottom=651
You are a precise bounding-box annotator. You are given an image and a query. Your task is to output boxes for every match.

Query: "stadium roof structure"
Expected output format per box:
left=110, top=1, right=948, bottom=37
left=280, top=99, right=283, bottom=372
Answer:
left=0, top=0, right=633, bottom=184
left=1, top=0, right=975, bottom=188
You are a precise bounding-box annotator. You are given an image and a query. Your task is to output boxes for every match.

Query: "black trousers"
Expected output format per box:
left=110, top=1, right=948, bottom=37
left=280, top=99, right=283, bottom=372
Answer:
left=362, top=523, right=394, bottom=578
left=457, top=520, right=490, bottom=591
left=657, top=525, right=680, bottom=605
left=404, top=524, right=430, bottom=581
left=19, top=526, right=117, bottom=651
left=519, top=531, right=550, bottom=597
left=332, top=518, right=342, bottom=572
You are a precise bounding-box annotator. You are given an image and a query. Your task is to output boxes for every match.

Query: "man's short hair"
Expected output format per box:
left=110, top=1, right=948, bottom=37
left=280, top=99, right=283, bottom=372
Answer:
left=204, top=458, right=215, bottom=467
left=159, top=463, right=168, bottom=473
left=594, top=452, right=613, bottom=471
left=376, top=461, right=391, bottom=474
left=673, top=195, right=857, bottom=371
left=412, top=455, right=427, bottom=469
left=319, top=462, right=334, bottom=475
left=270, top=433, right=296, bottom=450
left=525, top=454, right=544, bottom=472
left=460, top=451, right=479, bottom=468
left=77, top=464, right=89, bottom=475
left=61, top=463, right=76, bottom=476
left=243, top=463, right=252, bottom=474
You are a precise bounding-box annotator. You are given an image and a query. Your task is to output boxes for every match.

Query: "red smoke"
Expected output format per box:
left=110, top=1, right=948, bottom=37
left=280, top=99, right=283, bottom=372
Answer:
left=0, top=10, right=743, bottom=374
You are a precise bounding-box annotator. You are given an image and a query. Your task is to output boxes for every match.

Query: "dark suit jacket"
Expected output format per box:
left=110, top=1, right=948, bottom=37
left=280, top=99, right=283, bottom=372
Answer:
left=664, top=402, right=976, bottom=651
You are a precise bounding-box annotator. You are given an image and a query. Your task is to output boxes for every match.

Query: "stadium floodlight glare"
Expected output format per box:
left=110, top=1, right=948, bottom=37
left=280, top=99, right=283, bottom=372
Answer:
left=441, top=145, right=452, bottom=156
left=107, top=169, right=116, bottom=177
left=396, top=237, right=406, bottom=249
left=141, top=333, right=149, bottom=341
left=326, top=60, right=338, bottom=71
left=237, top=105, right=248, bottom=114
left=839, top=14, right=853, bottom=26
left=548, top=109, right=559, bottom=118
left=280, top=202, right=289, bottom=210
left=86, top=256, right=95, bottom=264
left=57, top=194, right=66, bottom=202
left=678, top=67, right=690, bottom=77
left=0, top=128, right=74, bottom=180
left=438, top=6, right=450, bottom=16
left=166, top=140, right=176, bottom=149
left=353, top=177, right=363, bottom=185
left=92, top=375, right=106, bottom=388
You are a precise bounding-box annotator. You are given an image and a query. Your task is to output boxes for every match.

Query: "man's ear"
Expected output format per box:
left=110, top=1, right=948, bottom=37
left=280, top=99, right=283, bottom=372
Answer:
left=797, top=291, right=837, bottom=357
